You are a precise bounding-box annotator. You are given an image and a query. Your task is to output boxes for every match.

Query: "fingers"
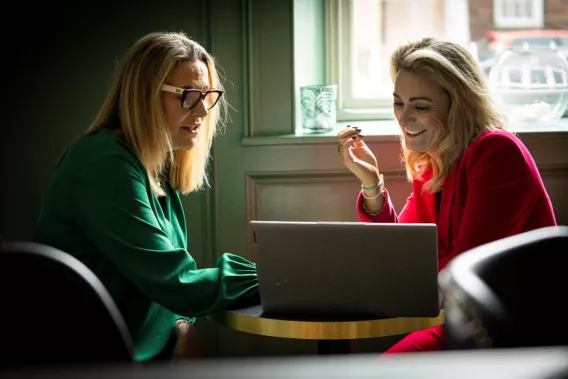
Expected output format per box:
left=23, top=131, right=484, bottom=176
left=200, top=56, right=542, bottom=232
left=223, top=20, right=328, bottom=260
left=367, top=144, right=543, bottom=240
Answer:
left=336, top=126, right=380, bottom=184
left=338, top=125, right=364, bottom=159
left=342, top=134, right=367, bottom=159
left=346, top=145, right=361, bottom=166
left=337, top=125, right=362, bottom=143
left=339, top=133, right=358, bottom=162
left=352, top=135, right=365, bottom=148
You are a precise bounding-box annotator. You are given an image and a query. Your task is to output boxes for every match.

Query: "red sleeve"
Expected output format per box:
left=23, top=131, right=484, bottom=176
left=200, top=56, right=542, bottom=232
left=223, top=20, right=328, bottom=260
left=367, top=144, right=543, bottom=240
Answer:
left=439, top=132, right=553, bottom=269
left=356, top=188, right=418, bottom=223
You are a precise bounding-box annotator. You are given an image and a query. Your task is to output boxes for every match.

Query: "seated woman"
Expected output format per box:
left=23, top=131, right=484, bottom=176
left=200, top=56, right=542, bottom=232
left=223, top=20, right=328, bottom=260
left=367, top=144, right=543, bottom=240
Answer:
left=34, top=31, right=259, bottom=361
left=337, top=37, right=556, bottom=353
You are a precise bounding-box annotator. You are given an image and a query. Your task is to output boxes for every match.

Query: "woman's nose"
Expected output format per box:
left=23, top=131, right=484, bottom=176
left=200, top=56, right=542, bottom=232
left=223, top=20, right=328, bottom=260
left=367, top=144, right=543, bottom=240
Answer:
left=192, top=98, right=208, bottom=117
left=397, top=108, right=414, bottom=127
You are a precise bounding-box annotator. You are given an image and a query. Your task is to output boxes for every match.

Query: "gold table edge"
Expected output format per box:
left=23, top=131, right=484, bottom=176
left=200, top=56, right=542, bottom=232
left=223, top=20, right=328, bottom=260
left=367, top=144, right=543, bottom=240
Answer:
left=211, top=309, right=444, bottom=340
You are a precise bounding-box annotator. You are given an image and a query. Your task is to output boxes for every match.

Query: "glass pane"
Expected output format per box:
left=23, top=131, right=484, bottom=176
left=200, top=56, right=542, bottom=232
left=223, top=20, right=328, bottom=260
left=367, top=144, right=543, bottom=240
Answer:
left=351, top=0, right=383, bottom=99
left=502, top=0, right=510, bottom=17
left=524, top=0, right=533, bottom=17
left=348, top=0, right=561, bottom=101
left=351, top=0, right=470, bottom=100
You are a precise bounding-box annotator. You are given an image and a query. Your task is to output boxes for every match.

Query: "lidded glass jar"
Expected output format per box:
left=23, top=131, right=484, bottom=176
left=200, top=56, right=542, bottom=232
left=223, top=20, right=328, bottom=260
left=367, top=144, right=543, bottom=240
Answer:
left=488, top=45, right=568, bottom=126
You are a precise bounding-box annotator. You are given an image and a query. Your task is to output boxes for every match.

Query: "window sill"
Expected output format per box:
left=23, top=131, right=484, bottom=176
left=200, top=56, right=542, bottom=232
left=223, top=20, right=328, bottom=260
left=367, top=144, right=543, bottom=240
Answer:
left=242, top=118, right=568, bottom=146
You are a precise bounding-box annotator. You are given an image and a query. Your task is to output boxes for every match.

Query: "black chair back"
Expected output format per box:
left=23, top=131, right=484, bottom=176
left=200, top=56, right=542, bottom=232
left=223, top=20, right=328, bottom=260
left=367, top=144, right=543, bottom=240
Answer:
left=0, top=241, right=134, bottom=367
left=440, top=226, right=568, bottom=350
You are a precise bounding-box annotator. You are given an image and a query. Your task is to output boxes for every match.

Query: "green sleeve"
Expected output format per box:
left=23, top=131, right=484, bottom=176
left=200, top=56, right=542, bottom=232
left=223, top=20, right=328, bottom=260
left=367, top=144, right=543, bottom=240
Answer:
left=73, top=151, right=258, bottom=317
left=174, top=315, right=196, bottom=324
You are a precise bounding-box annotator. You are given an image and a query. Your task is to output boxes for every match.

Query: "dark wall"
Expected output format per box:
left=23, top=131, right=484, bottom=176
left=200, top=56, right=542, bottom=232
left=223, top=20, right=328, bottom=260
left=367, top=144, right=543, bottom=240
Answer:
left=1, top=2, right=208, bottom=241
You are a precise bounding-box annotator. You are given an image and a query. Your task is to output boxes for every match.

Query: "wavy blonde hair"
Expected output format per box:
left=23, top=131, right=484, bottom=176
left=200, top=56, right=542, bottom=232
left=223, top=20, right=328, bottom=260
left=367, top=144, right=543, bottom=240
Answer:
left=86, top=31, right=227, bottom=196
left=390, top=37, right=508, bottom=193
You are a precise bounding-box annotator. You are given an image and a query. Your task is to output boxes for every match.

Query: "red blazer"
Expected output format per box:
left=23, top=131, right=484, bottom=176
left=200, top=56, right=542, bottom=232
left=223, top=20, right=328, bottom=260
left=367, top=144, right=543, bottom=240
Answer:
left=357, top=129, right=557, bottom=271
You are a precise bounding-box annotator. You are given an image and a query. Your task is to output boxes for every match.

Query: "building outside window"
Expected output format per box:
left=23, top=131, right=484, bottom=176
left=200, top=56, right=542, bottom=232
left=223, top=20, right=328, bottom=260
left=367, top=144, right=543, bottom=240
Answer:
left=323, top=0, right=565, bottom=123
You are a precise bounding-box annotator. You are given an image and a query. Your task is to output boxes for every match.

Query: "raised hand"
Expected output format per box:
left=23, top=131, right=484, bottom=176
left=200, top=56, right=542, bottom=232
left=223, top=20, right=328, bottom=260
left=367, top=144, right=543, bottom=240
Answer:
left=337, top=126, right=380, bottom=187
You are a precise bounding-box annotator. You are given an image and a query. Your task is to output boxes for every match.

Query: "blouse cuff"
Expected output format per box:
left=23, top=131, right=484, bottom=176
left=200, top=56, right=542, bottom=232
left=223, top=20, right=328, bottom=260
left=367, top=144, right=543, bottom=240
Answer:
left=356, top=187, right=397, bottom=223
left=174, top=316, right=196, bottom=325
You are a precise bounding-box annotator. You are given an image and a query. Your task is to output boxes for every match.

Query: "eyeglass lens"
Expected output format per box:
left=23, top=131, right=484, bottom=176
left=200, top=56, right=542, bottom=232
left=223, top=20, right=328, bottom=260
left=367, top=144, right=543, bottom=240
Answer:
left=183, top=91, right=221, bottom=110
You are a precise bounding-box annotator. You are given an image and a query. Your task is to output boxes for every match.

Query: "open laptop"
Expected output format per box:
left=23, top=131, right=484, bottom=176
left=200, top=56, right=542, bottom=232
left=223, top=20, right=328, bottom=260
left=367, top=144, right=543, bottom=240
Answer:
left=250, top=220, right=440, bottom=318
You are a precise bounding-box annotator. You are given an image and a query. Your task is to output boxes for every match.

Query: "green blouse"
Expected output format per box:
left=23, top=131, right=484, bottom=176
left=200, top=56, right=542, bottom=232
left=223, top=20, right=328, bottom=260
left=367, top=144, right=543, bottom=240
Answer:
left=34, top=130, right=258, bottom=361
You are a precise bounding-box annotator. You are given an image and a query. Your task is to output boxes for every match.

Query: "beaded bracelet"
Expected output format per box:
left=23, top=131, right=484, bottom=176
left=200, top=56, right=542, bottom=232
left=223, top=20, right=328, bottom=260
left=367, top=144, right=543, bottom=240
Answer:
left=362, top=201, right=383, bottom=217
left=361, top=173, right=385, bottom=216
left=174, top=319, right=191, bottom=329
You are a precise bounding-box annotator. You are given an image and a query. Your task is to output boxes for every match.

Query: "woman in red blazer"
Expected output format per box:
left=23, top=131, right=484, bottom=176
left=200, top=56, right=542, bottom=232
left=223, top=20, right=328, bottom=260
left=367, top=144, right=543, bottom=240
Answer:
left=337, top=37, right=557, bottom=353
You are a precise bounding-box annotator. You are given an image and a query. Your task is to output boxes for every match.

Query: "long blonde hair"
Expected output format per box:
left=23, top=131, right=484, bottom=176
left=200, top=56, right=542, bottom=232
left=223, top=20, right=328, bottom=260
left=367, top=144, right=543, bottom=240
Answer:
left=390, top=37, right=507, bottom=192
left=86, top=31, right=227, bottom=196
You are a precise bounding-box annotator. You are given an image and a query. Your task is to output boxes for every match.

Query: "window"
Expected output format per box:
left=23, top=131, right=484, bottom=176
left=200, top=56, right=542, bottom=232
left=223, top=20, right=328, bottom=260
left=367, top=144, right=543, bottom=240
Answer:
left=322, top=0, right=561, bottom=126
left=494, top=0, right=544, bottom=29
left=326, top=0, right=472, bottom=121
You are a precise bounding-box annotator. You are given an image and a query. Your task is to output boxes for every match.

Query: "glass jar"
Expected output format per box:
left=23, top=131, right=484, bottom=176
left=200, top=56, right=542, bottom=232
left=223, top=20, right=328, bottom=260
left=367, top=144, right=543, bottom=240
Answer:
left=488, top=46, right=568, bottom=127
left=300, top=84, right=338, bottom=134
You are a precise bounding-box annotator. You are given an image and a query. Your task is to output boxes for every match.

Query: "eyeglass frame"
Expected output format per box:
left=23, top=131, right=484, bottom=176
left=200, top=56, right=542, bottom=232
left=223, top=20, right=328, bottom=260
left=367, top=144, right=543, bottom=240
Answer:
left=160, top=84, right=223, bottom=111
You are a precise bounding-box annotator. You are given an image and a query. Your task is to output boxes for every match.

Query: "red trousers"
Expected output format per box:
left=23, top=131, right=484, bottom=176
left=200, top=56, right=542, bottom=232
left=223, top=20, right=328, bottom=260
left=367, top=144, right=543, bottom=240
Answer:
left=381, top=325, right=444, bottom=354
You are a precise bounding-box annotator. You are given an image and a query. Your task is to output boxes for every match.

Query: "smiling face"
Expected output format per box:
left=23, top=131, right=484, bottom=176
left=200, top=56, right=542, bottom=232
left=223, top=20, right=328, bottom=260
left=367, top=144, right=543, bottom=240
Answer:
left=161, top=59, right=210, bottom=150
left=393, top=69, right=450, bottom=156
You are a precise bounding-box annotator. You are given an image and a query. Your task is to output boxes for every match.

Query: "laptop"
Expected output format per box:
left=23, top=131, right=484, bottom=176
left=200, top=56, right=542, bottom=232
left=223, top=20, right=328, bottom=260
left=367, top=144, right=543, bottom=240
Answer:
left=250, top=220, right=440, bottom=318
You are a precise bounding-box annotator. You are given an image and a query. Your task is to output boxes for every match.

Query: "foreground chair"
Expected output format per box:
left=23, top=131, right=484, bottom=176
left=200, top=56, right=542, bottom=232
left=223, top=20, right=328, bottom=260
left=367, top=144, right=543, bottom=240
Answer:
left=0, top=241, right=134, bottom=367
left=440, top=226, right=568, bottom=350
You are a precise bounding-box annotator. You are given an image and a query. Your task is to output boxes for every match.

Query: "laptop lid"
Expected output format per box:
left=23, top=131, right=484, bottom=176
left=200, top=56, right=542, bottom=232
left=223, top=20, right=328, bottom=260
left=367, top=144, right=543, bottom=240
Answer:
left=250, top=220, right=439, bottom=318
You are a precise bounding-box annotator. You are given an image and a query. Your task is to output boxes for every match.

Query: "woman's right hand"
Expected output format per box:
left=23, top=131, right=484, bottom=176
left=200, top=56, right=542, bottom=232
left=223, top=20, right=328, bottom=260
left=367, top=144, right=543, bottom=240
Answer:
left=337, top=126, right=380, bottom=187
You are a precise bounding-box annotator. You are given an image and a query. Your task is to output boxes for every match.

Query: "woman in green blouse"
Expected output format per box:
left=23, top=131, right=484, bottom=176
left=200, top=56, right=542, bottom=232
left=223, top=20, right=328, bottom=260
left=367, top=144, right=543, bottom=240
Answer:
left=34, top=31, right=259, bottom=362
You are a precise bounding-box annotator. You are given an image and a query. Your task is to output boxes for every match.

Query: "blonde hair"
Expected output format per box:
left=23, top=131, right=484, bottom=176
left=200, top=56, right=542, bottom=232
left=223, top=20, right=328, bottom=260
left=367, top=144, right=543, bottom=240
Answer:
left=390, top=37, right=508, bottom=192
left=86, top=31, right=227, bottom=196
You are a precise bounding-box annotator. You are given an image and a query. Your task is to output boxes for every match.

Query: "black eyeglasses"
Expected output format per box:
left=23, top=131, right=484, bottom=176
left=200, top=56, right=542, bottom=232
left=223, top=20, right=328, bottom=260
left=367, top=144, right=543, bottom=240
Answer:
left=161, top=84, right=223, bottom=111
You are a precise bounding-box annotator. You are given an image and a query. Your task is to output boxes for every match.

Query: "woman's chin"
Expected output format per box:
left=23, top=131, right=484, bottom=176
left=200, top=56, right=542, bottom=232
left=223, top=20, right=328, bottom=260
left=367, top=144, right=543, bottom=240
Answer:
left=172, top=135, right=197, bottom=150
left=403, top=132, right=438, bottom=153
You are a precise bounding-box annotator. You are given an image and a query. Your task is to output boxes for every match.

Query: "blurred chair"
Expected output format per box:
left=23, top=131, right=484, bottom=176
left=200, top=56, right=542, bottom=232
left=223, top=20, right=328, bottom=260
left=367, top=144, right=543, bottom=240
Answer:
left=4, top=347, right=568, bottom=379
left=0, top=241, right=134, bottom=367
left=440, top=226, right=568, bottom=350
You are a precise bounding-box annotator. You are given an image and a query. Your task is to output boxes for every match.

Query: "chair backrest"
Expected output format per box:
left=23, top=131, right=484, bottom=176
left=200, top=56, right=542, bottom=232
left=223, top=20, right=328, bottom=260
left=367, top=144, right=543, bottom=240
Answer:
left=0, top=241, right=134, bottom=367
left=439, top=226, right=568, bottom=350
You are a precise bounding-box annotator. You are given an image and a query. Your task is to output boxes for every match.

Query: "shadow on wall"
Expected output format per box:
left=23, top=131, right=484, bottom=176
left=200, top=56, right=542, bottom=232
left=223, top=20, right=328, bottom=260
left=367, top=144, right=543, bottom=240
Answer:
left=0, top=2, right=207, bottom=241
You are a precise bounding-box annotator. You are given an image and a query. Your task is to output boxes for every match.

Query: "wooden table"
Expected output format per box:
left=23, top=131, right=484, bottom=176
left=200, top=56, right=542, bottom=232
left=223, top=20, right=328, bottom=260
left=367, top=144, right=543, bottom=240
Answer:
left=211, top=304, right=444, bottom=355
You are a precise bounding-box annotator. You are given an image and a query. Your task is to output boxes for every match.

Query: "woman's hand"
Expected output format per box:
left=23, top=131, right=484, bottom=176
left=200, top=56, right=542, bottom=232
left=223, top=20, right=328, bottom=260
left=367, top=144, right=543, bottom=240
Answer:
left=337, top=126, right=380, bottom=187
left=171, top=321, right=203, bottom=360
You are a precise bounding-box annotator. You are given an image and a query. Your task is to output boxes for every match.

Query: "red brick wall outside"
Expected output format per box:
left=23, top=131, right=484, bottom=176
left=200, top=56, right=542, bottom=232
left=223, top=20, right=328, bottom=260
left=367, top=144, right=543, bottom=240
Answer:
left=547, top=0, right=568, bottom=29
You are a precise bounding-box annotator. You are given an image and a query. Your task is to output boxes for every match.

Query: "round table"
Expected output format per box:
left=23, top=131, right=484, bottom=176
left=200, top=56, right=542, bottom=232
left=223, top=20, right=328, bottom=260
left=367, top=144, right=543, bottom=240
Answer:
left=211, top=304, right=444, bottom=355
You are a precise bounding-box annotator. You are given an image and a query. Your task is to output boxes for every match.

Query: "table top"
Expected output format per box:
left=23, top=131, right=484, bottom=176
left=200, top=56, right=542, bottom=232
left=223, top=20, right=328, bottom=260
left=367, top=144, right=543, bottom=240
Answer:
left=210, top=304, right=444, bottom=340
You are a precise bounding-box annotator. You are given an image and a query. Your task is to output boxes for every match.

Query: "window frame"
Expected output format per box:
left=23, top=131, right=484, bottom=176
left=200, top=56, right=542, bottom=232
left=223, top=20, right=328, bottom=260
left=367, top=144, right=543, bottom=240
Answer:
left=493, top=0, right=544, bottom=29
left=325, top=0, right=395, bottom=122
